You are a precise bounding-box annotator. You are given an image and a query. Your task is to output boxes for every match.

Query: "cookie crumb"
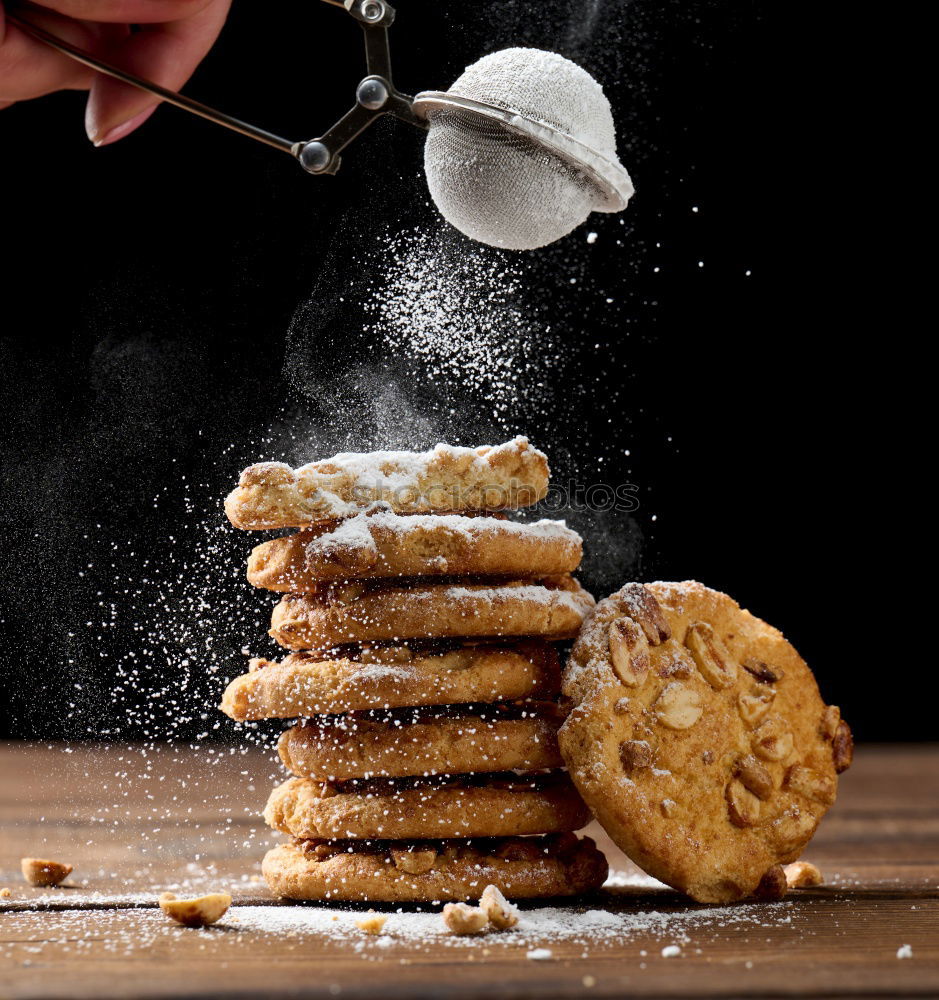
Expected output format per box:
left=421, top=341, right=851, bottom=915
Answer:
left=661, top=945, right=682, bottom=958
left=0, top=888, right=11, bottom=898
left=21, top=858, right=72, bottom=887
left=754, top=864, right=788, bottom=900
left=480, top=884, right=519, bottom=930
left=355, top=914, right=388, bottom=935
left=897, top=944, right=913, bottom=959
left=442, top=903, right=488, bottom=936
left=784, top=861, right=823, bottom=888
left=527, top=948, right=553, bottom=960
left=582, top=974, right=597, bottom=987
left=158, top=891, right=231, bottom=927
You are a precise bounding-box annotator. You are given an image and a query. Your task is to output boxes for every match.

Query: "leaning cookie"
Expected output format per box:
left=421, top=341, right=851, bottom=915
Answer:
left=263, top=834, right=608, bottom=902
left=246, top=511, right=582, bottom=589
left=264, top=772, right=589, bottom=840
left=278, top=705, right=564, bottom=780
left=220, top=641, right=560, bottom=721
left=225, top=437, right=549, bottom=530
left=268, top=576, right=595, bottom=650
left=559, top=581, right=853, bottom=904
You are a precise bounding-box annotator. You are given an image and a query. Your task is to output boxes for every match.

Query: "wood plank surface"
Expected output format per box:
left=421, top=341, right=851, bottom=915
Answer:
left=1, top=743, right=937, bottom=999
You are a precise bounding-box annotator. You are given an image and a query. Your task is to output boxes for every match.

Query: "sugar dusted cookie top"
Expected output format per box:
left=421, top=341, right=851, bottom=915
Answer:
left=559, top=581, right=852, bottom=904
left=244, top=510, right=581, bottom=589
left=225, top=437, right=550, bottom=530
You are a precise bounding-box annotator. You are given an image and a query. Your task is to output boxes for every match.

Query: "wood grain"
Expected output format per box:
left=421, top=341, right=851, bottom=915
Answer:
left=1, top=743, right=937, bottom=998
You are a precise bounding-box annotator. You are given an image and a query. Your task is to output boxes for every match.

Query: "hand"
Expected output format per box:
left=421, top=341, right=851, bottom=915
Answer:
left=0, top=0, right=232, bottom=145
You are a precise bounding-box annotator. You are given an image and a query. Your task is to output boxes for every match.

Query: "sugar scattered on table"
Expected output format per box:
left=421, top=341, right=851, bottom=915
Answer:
left=527, top=948, right=553, bottom=960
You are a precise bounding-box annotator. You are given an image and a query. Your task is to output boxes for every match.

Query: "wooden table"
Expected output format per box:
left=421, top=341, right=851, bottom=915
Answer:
left=1, top=743, right=937, bottom=999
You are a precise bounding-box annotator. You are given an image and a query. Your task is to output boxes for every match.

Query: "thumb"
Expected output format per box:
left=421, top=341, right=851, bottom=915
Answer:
left=85, top=0, right=230, bottom=146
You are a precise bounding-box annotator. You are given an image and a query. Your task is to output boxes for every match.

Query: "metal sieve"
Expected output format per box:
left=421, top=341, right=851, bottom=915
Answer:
left=8, top=2, right=633, bottom=250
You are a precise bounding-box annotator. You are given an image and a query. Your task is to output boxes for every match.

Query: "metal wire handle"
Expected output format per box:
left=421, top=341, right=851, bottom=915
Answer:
left=5, top=0, right=424, bottom=172
left=5, top=10, right=300, bottom=154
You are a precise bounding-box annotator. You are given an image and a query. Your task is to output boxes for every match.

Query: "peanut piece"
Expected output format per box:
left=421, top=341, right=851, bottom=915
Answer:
left=609, top=618, right=651, bottom=687
left=158, top=891, right=231, bottom=928
left=620, top=584, right=671, bottom=644
left=832, top=720, right=853, bottom=773
left=734, top=754, right=774, bottom=800
left=784, top=860, right=824, bottom=888
left=654, top=683, right=703, bottom=730
left=480, top=884, right=519, bottom=930
left=770, top=808, right=818, bottom=854
left=786, top=765, right=836, bottom=805
left=752, top=718, right=794, bottom=762
left=21, top=858, right=72, bottom=888
left=442, top=902, right=488, bottom=935
left=619, top=739, right=654, bottom=775
left=685, top=622, right=737, bottom=689
left=754, top=864, right=788, bottom=900
left=820, top=705, right=841, bottom=740
left=738, top=687, right=775, bottom=728
left=391, top=847, right=437, bottom=875
left=726, top=779, right=762, bottom=827
left=356, top=914, right=388, bottom=935
left=742, top=658, right=783, bottom=684
left=495, top=840, right=544, bottom=862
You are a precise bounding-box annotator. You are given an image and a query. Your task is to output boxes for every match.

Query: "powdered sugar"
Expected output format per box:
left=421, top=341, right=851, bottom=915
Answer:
left=307, top=512, right=381, bottom=557
left=363, top=228, right=570, bottom=418
left=444, top=583, right=591, bottom=612
left=0, top=893, right=799, bottom=964
left=307, top=507, right=579, bottom=558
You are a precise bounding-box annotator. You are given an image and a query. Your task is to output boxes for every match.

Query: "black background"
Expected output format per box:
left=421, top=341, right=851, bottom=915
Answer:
left=0, top=1, right=918, bottom=740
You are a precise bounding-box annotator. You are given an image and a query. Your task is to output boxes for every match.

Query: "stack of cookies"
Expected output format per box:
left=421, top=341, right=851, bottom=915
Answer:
left=221, top=438, right=608, bottom=902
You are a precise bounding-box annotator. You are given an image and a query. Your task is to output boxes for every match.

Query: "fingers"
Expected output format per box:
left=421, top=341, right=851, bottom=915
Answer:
left=84, top=0, right=231, bottom=145
left=0, top=7, right=96, bottom=101
left=33, top=1, right=216, bottom=26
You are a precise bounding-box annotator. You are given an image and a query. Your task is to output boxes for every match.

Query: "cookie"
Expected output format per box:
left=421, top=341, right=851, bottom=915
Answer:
left=278, top=704, right=564, bottom=780
left=225, top=437, right=549, bottom=530
left=269, top=576, right=595, bottom=650
left=220, top=641, right=560, bottom=721
left=263, top=833, right=608, bottom=902
left=264, top=771, right=589, bottom=840
left=559, top=581, right=853, bottom=904
left=246, top=510, right=582, bottom=589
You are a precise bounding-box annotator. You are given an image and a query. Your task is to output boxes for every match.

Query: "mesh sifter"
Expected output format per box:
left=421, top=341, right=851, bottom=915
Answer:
left=414, top=48, right=633, bottom=250
left=9, top=1, right=632, bottom=250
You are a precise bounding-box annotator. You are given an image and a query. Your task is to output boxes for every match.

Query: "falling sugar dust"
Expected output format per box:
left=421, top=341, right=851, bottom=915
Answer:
left=2, top=0, right=678, bottom=916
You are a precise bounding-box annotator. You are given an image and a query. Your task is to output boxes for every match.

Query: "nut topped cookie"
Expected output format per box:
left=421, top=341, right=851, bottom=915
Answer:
left=559, top=581, right=852, bottom=904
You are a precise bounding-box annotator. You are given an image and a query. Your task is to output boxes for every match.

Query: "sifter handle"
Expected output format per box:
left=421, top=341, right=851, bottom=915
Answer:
left=4, top=10, right=302, bottom=155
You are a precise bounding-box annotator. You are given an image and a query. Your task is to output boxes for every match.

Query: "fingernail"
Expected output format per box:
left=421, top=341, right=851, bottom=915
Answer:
left=91, top=105, right=156, bottom=147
